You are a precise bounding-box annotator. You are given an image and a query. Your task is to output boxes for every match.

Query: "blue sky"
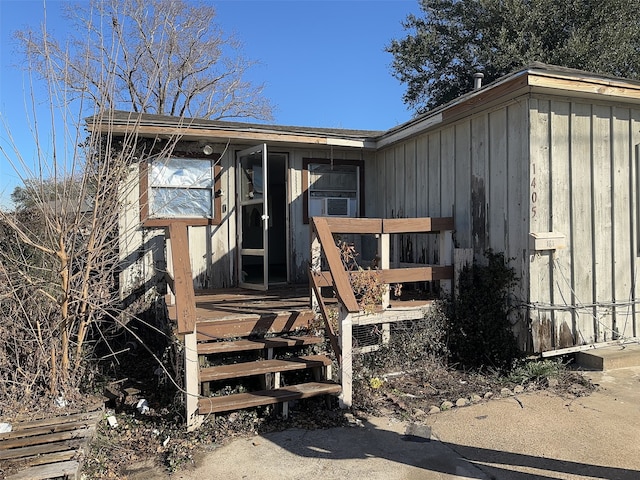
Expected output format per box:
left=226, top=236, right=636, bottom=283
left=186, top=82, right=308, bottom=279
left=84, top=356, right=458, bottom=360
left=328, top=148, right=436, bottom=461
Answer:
left=0, top=0, right=419, bottom=205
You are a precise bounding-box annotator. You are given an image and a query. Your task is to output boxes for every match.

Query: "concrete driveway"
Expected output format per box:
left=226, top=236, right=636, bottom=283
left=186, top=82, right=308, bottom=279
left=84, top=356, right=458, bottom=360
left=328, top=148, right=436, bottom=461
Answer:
left=160, top=366, right=640, bottom=480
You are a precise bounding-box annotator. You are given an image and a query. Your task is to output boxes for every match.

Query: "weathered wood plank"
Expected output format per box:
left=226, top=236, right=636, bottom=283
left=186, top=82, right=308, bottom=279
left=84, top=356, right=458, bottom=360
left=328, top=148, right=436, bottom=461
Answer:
left=592, top=103, right=614, bottom=342
left=309, top=270, right=342, bottom=363
left=200, top=355, right=331, bottom=382
left=471, top=113, right=488, bottom=255
left=313, top=265, right=453, bottom=286
left=488, top=108, right=508, bottom=253
left=323, top=218, right=382, bottom=234
left=3, top=410, right=102, bottom=434
left=427, top=131, right=441, bottom=263
left=197, top=335, right=323, bottom=355
left=0, top=439, right=83, bottom=460
left=571, top=102, right=595, bottom=344
left=382, top=217, right=454, bottom=233
left=612, top=106, right=633, bottom=339
left=0, top=419, right=95, bottom=441
left=167, top=222, right=197, bottom=334
left=549, top=100, right=574, bottom=348
left=197, top=381, right=341, bottom=415
left=311, top=217, right=359, bottom=312
left=454, top=121, right=472, bottom=248
left=506, top=100, right=530, bottom=336
left=351, top=305, right=430, bottom=326
left=6, top=460, right=78, bottom=480
left=195, top=311, right=315, bottom=340
left=4, top=449, right=77, bottom=467
left=378, top=266, right=454, bottom=283
left=0, top=428, right=92, bottom=451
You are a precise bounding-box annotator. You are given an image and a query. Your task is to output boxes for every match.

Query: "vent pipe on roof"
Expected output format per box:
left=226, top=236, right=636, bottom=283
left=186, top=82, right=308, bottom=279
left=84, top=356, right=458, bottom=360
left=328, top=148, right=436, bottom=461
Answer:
left=473, top=72, right=484, bottom=90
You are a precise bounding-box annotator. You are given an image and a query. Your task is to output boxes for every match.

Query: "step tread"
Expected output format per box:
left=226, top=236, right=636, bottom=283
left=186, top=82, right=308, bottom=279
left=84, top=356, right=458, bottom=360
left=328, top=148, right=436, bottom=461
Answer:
left=200, top=355, right=332, bottom=382
left=197, top=335, right=324, bottom=355
left=197, top=381, right=341, bottom=414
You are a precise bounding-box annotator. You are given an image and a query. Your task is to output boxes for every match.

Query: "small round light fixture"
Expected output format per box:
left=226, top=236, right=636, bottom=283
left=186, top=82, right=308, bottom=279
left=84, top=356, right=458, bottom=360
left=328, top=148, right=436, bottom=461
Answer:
left=202, top=144, right=214, bottom=155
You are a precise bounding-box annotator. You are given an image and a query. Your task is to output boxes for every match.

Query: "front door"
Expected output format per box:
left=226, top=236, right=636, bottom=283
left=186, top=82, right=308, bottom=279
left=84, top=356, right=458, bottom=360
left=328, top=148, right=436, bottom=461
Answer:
left=236, top=144, right=288, bottom=290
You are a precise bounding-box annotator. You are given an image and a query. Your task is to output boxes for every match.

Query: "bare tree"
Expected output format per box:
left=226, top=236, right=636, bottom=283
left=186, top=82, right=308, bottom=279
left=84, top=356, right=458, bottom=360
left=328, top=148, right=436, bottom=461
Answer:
left=16, top=0, right=273, bottom=120
left=0, top=0, right=258, bottom=405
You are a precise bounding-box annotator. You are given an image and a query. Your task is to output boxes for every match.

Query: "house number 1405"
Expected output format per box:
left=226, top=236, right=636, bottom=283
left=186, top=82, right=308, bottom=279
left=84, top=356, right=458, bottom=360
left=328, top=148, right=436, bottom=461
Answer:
left=531, top=163, right=537, bottom=218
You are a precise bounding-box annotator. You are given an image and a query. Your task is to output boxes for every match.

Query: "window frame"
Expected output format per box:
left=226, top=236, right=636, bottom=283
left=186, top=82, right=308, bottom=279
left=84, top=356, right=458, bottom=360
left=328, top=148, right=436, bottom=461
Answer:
left=302, top=158, right=365, bottom=224
left=140, top=154, right=222, bottom=227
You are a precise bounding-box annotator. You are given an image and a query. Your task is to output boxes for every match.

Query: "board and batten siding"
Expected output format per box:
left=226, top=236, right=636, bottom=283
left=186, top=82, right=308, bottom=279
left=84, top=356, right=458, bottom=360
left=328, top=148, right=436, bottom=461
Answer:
left=119, top=143, right=370, bottom=294
left=528, top=97, right=640, bottom=352
left=368, top=99, right=531, bottom=348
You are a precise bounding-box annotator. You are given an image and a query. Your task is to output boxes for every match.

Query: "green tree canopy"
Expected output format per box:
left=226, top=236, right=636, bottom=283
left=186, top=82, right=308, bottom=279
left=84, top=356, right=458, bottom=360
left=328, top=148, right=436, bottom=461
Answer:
left=388, top=0, right=640, bottom=113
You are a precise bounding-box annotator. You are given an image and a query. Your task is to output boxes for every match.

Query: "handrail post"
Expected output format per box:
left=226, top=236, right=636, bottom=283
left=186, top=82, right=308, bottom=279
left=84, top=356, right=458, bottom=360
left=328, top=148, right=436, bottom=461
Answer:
left=310, top=222, right=321, bottom=312
left=378, top=232, right=390, bottom=309
left=166, top=223, right=197, bottom=334
left=338, top=304, right=353, bottom=408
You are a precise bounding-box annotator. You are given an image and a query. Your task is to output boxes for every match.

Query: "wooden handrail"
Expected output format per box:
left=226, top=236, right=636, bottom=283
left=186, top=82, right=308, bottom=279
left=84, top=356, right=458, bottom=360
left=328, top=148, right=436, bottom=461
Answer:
left=311, top=265, right=454, bottom=286
left=166, top=222, right=197, bottom=334
left=309, top=270, right=342, bottom=364
left=309, top=216, right=454, bottom=313
left=311, top=217, right=360, bottom=312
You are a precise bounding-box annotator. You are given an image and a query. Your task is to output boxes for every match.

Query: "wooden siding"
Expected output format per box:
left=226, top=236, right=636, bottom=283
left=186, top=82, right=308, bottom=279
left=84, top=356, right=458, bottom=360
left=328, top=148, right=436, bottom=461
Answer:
left=367, top=99, right=531, bottom=349
left=119, top=144, right=370, bottom=293
left=529, top=97, right=640, bottom=351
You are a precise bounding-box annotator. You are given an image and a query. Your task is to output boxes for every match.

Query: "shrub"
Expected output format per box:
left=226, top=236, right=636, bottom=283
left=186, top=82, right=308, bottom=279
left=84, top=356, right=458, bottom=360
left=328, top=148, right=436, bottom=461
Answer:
left=445, top=249, right=520, bottom=372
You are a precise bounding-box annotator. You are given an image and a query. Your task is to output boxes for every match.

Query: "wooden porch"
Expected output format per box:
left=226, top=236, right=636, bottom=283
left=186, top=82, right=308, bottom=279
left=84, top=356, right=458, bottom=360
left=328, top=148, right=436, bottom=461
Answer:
left=163, top=216, right=454, bottom=430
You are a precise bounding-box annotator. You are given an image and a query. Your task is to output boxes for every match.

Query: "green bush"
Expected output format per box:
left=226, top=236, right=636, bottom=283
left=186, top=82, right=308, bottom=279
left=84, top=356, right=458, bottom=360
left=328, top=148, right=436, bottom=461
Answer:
left=445, top=250, right=520, bottom=372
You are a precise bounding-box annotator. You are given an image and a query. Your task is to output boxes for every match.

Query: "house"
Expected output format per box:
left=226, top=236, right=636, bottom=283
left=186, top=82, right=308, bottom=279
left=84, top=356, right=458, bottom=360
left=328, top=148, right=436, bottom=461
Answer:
left=88, top=63, right=640, bottom=425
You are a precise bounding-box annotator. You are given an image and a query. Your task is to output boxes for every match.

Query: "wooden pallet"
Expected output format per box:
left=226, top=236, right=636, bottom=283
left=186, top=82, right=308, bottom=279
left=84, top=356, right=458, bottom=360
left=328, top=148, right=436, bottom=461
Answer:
left=0, top=407, right=103, bottom=480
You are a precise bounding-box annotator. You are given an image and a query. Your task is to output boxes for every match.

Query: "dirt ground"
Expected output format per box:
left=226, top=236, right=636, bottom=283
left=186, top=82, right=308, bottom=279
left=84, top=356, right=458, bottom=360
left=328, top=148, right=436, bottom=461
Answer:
left=126, top=366, right=640, bottom=480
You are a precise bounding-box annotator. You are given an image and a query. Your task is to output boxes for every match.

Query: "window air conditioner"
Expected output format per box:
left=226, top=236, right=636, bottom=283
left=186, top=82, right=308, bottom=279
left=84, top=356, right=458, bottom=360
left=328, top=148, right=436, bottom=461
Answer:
left=322, top=197, right=351, bottom=217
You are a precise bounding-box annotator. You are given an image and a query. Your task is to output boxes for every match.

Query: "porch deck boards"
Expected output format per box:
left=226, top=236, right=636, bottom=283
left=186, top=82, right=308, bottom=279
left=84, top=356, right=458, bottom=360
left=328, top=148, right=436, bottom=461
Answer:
left=169, top=287, right=434, bottom=339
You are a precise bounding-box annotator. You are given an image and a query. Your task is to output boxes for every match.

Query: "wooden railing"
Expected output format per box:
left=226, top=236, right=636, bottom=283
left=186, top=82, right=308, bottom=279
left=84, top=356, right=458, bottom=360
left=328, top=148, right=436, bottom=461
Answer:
left=309, top=216, right=454, bottom=408
left=309, top=216, right=454, bottom=312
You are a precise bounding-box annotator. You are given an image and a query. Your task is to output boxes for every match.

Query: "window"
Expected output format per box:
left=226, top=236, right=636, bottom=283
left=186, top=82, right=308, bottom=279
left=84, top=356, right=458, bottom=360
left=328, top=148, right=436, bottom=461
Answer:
left=140, top=156, right=222, bottom=226
left=303, top=159, right=363, bottom=223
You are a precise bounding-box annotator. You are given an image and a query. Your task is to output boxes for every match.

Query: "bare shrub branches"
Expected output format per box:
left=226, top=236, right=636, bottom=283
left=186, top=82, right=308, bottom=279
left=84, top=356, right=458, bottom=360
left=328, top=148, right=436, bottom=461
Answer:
left=1, top=0, right=272, bottom=406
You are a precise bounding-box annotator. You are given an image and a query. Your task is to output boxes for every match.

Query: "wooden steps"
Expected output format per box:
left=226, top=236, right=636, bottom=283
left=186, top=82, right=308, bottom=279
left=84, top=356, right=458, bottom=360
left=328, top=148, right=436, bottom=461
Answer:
left=198, top=381, right=341, bottom=414
left=200, top=355, right=332, bottom=382
left=197, top=335, right=323, bottom=355
left=196, top=324, right=339, bottom=417
left=194, top=311, right=316, bottom=340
